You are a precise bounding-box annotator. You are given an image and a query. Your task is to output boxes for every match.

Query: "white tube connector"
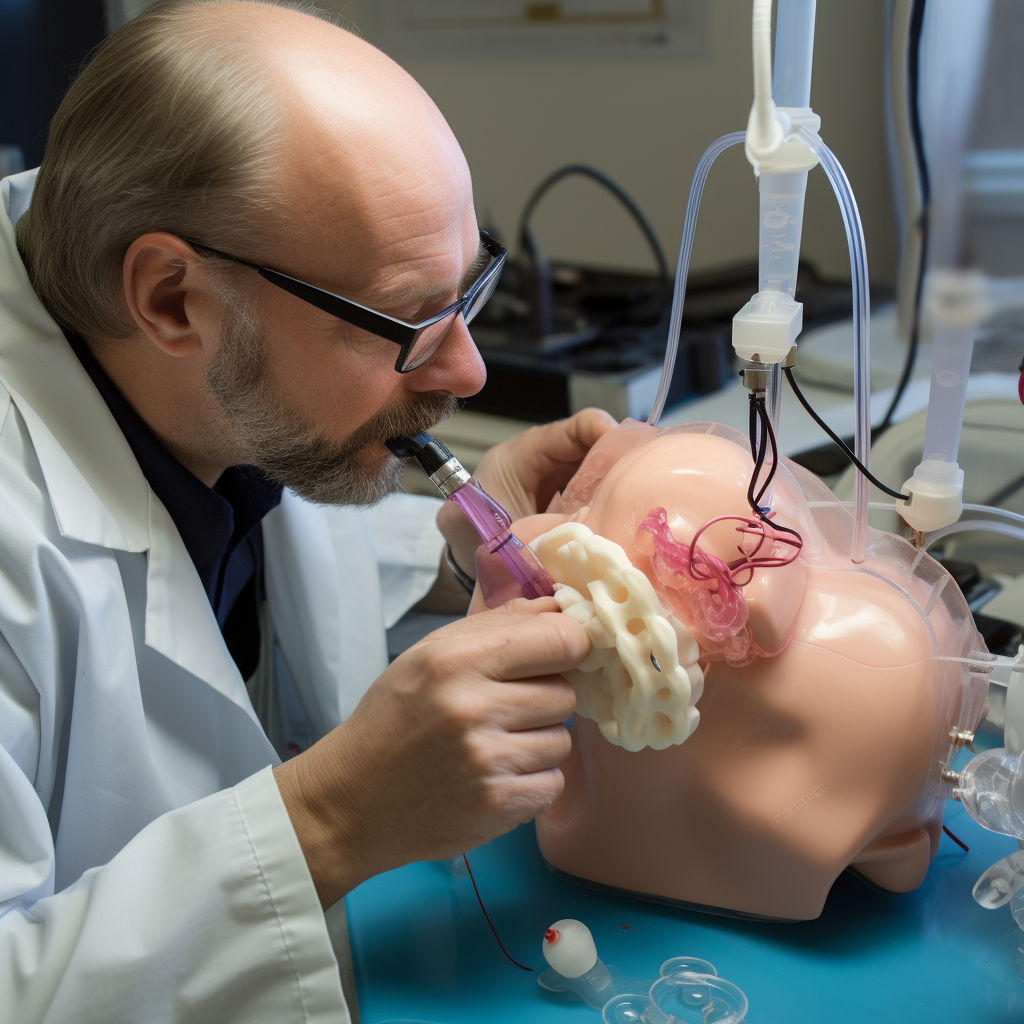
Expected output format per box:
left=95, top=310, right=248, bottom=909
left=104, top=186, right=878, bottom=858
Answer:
left=746, top=0, right=785, bottom=168
left=732, top=290, right=803, bottom=363
left=746, top=0, right=820, bottom=174
left=897, top=459, right=964, bottom=534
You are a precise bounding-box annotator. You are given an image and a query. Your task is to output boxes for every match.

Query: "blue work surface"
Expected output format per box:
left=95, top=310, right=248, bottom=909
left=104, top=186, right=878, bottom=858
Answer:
left=347, top=802, right=1023, bottom=1023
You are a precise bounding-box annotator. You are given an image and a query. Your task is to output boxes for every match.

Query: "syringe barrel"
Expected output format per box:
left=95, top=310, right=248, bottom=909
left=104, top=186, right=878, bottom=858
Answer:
left=758, top=170, right=808, bottom=299
left=921, top=321, right=976, bottom=465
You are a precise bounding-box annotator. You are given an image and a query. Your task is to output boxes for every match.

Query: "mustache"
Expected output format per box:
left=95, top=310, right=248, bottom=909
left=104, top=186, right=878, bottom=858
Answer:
left=346, top=391, right=461, bottom=454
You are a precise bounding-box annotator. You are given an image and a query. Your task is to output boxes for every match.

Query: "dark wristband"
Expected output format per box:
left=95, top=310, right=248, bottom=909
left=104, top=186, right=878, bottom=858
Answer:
left=445, top=544, right=476, bottom=595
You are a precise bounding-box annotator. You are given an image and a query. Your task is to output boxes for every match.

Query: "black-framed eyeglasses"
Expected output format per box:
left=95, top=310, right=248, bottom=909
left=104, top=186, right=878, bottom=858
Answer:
left=185, top=230, right=506, bottom=373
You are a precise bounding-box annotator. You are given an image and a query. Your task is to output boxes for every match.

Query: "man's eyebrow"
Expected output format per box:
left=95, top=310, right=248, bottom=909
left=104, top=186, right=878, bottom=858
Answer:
left=457, top=241, right=490, bottom=298
left=367, top=240, right=490, bottom=316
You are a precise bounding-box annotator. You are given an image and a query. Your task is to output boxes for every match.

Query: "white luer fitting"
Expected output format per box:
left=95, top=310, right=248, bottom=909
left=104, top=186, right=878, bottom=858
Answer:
left=530, top=523, right=703, bottom=753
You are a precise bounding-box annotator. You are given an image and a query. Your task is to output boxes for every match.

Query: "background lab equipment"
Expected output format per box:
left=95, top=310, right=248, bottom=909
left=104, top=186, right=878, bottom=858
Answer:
left=353, top=2, right=1024, bottom=1022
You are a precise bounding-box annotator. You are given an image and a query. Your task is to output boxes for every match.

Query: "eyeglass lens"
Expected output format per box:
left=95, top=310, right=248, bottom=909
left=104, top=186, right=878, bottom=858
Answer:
left=401, top=310, right=461, bottom=371
left=400, top=257, right=503, bottom=371
left=464, top=267, right=501, bottom=326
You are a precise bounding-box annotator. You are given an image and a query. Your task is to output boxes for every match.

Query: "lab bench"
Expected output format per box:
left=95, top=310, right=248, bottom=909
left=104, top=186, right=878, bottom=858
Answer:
left=346, top=787, right=1022, bottom=1023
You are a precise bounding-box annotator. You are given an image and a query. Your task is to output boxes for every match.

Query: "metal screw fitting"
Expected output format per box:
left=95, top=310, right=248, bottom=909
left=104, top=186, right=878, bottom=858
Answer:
left=741, top=362, right=770, bottom=393
left=940, top=767, right=962, bottom=789
left=949, top=727, right=976, bottom=753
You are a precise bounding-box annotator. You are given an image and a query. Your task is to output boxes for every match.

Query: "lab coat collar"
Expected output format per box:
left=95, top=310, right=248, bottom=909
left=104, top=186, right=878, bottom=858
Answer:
left=0, top=170, right=149, bottom=553
left=0, top=171, right=263, bottom=729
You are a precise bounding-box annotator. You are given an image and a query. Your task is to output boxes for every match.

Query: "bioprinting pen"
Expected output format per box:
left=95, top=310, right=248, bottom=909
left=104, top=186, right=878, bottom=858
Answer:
left=385, top=433, right=556, bottom=606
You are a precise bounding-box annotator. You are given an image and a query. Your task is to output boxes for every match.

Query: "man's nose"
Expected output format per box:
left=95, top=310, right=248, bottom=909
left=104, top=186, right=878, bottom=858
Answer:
left=409, top=315, right=486, bottom=398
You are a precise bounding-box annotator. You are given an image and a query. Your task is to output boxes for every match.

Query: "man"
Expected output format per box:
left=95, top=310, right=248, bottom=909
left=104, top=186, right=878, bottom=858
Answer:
left=0, top=2, right=615, bottom=1020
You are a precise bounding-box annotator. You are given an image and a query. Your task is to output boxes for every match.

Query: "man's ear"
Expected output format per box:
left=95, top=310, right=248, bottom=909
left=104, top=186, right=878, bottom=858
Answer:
left=121, top=232, right=220, bottom=357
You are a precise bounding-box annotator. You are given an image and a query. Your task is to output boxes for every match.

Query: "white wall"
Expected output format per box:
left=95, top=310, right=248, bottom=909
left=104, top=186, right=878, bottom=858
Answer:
left=335, top=0, right=897, bottom=286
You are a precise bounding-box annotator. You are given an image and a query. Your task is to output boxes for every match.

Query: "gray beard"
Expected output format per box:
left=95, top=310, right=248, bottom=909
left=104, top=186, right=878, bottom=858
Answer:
left=205, top=303, right=459, bottom=506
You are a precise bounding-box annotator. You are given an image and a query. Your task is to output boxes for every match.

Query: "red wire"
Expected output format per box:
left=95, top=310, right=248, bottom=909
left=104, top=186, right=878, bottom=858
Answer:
left=462, top=853, right=533, bottom=972
left=943, top=824, right=969, bottom=852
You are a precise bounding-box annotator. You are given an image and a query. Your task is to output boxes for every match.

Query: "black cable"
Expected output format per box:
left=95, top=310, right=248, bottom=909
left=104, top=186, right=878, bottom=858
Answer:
left=983, top=470, right=1024, bottom=509
left=753, top=402, right=803, bottom=541
left=877, top=0, right=930, bottom=436
left=785, top=367, right=910, bottom=501
left=745, top=395, right=802, bottom=541
left=748, top=393, right=758, bottom=461
left=516, top=164, right=671, bottom=306
left=747, top=396, right=770, bottom=519
left=755, top=402, right=779, bottom=507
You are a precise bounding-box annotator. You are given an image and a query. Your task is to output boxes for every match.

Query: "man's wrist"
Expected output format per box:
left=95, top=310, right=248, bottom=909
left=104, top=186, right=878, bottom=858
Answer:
left=273, top=748, right=366, bottom=909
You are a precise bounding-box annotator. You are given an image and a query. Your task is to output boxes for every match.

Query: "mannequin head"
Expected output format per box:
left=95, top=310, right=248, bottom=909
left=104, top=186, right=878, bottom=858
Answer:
left=509, top=420, right=987, bottom=921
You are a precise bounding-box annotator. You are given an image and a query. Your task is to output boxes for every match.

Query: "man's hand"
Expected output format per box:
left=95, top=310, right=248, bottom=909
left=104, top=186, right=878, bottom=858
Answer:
left=273, top=597, right=589, bottom=908
left=439, top=408, right=617, bottom=580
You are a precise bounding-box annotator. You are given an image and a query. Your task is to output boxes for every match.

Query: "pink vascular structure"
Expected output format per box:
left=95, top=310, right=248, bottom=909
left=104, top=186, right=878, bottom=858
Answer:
left=503, top=419, right=989, bottom=922
left=635, top=507, right=802, bottom=666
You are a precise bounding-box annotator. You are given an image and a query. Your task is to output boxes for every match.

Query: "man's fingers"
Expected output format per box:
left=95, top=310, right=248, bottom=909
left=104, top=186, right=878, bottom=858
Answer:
left=429, top=600, right=589, bottom=681
left=418, top=597, right=561, bottom=644
left=483, top=675, right=576, bottom=731
left=488, top=767, right=567, bottom=826
left=479, top=610, right=592, bottom=681
left=516, top=408, right=618, bottom=474
left=472, top=723, right=572, bottom=778
left=561, top=407, right=619, bottom=455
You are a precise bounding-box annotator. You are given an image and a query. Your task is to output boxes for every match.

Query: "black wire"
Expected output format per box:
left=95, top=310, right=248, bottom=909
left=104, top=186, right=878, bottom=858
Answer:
left=755, top=402, right=779, bottom=507
left=745, top=396, right=802, bottom=541
left=784, top=367, right=910, bottom=501
left=983, top=470, right=1024, bottom=509
left=516, top=164, right=671, bottom=306
left=747, top=399, right=770, bottom=521
left=877, top=0, right=930, bottom=436
left=748, top=393, right=758, bottom=461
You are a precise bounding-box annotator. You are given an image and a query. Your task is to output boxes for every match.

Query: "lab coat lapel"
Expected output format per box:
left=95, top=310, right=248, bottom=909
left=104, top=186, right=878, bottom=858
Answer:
left=0, top=173, right=148, bottom=554
left=144, top=491, right=265, bottom=732
left=263, top=493, right=346, bottom=739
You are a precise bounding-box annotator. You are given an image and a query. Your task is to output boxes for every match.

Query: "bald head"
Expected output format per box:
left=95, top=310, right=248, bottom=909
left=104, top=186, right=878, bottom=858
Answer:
left=20, top=0, right=478, bottom=338
left=188, top=1, right=477, bottom=312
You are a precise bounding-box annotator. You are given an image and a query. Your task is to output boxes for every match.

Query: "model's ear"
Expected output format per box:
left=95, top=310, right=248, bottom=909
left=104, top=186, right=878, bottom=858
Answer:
left=849, top=827, right=933, bottom=892
left=121, top=232, right=219, bottom=357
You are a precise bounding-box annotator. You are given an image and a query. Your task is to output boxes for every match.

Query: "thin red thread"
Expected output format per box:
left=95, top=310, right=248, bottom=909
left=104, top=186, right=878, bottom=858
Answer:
left=943, top=824, right=969, bottom=852
left=462, top=853, right=533, bottom=972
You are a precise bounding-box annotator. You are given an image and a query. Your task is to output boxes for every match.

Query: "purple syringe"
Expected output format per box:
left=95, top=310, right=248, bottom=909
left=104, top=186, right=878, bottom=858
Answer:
left=385, top=433, right=556, bottom=607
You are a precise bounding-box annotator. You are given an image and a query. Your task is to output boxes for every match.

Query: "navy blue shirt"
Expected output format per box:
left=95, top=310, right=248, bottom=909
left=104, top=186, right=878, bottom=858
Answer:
left=65, top=330, right=283, bottom=677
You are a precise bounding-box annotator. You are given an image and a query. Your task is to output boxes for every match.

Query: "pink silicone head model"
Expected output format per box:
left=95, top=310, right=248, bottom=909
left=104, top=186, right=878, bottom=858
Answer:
left=507, top=420, right=988, bottom=921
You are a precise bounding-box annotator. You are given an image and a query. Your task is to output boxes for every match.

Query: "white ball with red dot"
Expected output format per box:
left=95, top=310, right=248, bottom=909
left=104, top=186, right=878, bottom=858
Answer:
left=541, top=919, right=598, bottom=978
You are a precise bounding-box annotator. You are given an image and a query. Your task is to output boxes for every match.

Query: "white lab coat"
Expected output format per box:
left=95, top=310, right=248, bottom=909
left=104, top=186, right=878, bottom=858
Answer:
left=0, top=170, right=446, bottom=1023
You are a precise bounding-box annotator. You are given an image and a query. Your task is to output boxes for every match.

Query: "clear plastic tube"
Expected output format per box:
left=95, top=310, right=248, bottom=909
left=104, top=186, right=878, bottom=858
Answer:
left=758, top=170, right=810, bottom=298
left=758, top=168, right=810, bottom=434
left=648, top=132, right=746, bottom=426
left=920, top=0, right=994, bottom=268
left=963, top=503, right=1024, bottom=527
left=924, top=519, right=1024, bottom=550
left=921, top=320, right=975, bottom=464
left=796, top=127, right=871, bottom=563
left=772, top=0, right=817, bottom=107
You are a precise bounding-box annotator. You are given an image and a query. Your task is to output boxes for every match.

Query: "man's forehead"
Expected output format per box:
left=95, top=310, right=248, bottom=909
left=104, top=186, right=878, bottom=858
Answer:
left=359, top=231, right=486, bottom=313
